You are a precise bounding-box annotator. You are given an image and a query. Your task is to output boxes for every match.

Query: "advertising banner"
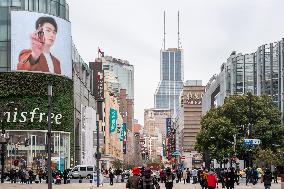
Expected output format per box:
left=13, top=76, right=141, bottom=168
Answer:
left=109, top=108, right=117, bottom=133
left=166, top=118, right=172, bottom=136
left=11, top=11, right=72, bottom=78
left=120, top=123, right=126, bottom=141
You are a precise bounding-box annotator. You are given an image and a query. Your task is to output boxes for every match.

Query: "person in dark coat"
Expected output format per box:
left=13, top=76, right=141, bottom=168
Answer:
left=273, top=169, right=278, bottom=183
left=63, top=169, right=68, bottom=184
left=165, top=168, right=174, bottom=189
left=126, top=167, right=141, bottom=189
left=109, top=168, right=114, bottom=185
left=263, top=168, right=273, bottom=189
left=225, top=168, right=235, bottom=189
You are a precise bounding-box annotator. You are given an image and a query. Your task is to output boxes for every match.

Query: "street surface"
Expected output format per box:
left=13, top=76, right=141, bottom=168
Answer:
left=0, top=182, right=281, bottom=189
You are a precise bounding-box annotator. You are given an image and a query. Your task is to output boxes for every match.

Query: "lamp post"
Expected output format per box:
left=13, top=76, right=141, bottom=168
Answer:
left=0, top=135, right=9, bottom=183
left=247, top=93, right=253, bottom=168
left=47, top=85, right=52, bottom=189
left=1, top=101, right=15, bottom=183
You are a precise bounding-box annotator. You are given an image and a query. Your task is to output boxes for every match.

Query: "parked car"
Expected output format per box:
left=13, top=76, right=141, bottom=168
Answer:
left=68, top=165, right=96, bottom=179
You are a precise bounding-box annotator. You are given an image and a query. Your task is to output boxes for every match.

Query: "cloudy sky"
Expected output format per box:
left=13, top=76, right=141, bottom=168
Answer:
left=67, top=0, right=284, bottom=124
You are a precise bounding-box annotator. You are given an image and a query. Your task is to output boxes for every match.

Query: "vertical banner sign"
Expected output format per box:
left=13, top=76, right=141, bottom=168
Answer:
left=166, top=118, right=172, bottom=160
left=96, top=71, right=104, bottom=102
left=120, top=123, right=126, bottom=141
left=109, top=108, right=117, bottom=133
left=166, top=118, right=172, bottom=137
left=117, top=124, right=121, bottom=139
left=123, top=129, right=127, bottom=154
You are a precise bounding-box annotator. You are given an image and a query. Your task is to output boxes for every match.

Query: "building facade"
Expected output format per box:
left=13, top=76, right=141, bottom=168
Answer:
left=0, top=0, right=98, bottom=170
left=202, top=39, right=284, bottom=121
left=154, top=48, right=184, bottom=113
left=144, top=108, right=171, bottom=160
left=175, top=80, right=205, bottom=152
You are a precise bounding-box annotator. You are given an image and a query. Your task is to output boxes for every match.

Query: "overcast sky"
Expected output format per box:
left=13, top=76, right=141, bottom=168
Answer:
left=67, top=0, right=284, bottom=125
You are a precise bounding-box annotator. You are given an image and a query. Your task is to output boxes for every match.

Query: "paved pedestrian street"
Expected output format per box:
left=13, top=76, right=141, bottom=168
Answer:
left=0, top=182, right=281, bottom=189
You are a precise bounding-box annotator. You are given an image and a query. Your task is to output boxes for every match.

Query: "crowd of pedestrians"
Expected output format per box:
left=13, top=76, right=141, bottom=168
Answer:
left=124, top=166, right=277, bottom=189
left=1, top=168, right=69, bottom=184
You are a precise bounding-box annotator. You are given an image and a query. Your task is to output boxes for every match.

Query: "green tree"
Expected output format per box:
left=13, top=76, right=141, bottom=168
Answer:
left=112, top=159, right=123, bottom=170
left=196, top=94, right=284, bottom=166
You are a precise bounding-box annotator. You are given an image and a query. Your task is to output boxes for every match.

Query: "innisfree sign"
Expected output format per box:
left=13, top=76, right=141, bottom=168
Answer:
left=0, top=108, right=62, bottom=124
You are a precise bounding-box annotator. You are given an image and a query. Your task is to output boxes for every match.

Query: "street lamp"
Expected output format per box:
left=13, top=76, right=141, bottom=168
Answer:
left=0, top=101, right=15, bottom=183
left=0, top=135, right=10, bottom=183
left=47, top=85, right=52, bottom=189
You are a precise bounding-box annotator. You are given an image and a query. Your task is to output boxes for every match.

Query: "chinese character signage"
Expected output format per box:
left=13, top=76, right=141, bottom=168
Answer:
left=120, top=123, right=126, bottom=141
left=96, top=71, right=104, bottom=102
left=166, top=118, right=172, bottom=137
left=109, top=108, right=117, bottom=133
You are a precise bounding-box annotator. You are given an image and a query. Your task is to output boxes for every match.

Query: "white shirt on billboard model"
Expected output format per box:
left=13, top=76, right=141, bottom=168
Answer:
left=43, top=52, right=54, bottom=73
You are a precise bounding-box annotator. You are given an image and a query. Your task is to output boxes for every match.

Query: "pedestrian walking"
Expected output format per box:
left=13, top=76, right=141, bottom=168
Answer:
left=263, top=168, right=273, bottom=189
left=273, top=168, right=278, bottom=183
left=63, top=169, right=68, bottom=184
left=186, top=168, right=191, bottom=183
left=199, top=169, right=208, bottom=189
left=126, top=167, right=141, bottom=189
left=207, top=170, right=218, bottom=189
left=165, top=168, right=175, bottom=189
left=159, top=169, right=165, bottom=183
left=182, top=168, right=187, bottom=184
left=225, top=168, right=235, bottom=189
left=109, top=168, right=114, bottom=185
left=140, top=168, right=159, bottom=189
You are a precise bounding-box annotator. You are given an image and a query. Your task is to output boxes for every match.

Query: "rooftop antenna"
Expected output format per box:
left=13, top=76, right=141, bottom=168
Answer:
left=163, top=11, right=166, bottom=50
left=178, top=11, right=181, bottom=49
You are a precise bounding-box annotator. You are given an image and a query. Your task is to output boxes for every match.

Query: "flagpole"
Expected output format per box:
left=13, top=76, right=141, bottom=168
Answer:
left=98, top=47, right=99, bottom=58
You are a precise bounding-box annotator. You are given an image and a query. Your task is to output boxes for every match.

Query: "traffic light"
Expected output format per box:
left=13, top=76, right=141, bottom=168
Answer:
left=24, top=138, right=30, bottom=147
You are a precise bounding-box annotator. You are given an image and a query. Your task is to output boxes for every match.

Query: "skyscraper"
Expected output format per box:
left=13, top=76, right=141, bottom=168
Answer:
left=154, top=48, right=184, bottom=112
left=154, top=12, right=184, bottom=113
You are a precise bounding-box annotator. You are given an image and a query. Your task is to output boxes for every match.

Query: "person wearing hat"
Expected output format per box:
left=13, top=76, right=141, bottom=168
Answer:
left=126, top=167, right=141, bottom=189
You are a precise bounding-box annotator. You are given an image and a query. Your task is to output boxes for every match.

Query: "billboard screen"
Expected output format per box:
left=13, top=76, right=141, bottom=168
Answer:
left=11, top=11, right=72, bottom=78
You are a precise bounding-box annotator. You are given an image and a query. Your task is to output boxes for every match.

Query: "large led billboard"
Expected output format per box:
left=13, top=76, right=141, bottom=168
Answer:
left=11, top=11, right=72, bottom=78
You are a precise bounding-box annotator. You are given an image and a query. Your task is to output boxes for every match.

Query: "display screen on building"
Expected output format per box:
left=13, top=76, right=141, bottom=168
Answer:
left=11, top=11, right=72, bottom=78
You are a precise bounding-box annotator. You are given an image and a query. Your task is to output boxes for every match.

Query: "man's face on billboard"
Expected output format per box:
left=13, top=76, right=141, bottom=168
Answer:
left=41, top=23, right=57, bottom=47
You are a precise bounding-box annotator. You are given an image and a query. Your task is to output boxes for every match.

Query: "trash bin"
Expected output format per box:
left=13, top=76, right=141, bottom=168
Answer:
left=79, top=179, right=82, bottom=183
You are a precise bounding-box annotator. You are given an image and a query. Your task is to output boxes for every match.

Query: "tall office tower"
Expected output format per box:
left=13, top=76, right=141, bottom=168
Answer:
left=154, top=12, right=184, bottom=113
left=154, top=48, right=184, bottom=112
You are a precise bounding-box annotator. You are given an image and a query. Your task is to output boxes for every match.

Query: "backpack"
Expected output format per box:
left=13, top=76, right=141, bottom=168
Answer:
left=127, top=175, right=140, bottom=189
left=140, top=176, right=154, bottom=189
left=165, top=175, right=173, bottom=183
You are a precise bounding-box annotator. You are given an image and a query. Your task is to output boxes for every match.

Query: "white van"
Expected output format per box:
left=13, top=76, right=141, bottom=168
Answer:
left=68, top=165, right=96, bottom=179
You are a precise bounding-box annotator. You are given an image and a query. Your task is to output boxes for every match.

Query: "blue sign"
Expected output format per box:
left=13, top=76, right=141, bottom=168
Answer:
left=244, top=139, right=260, bottom=145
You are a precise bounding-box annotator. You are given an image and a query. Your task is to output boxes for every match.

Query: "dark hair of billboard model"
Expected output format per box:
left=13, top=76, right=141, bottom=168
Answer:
left=35, top=16, right=58, bottom=32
